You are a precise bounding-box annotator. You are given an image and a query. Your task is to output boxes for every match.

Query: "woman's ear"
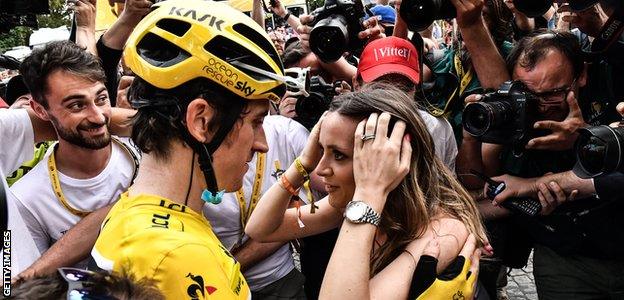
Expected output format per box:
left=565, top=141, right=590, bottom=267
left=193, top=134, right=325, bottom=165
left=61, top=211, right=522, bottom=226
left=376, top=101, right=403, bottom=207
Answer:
left=185, top=98, right=216, bottom=143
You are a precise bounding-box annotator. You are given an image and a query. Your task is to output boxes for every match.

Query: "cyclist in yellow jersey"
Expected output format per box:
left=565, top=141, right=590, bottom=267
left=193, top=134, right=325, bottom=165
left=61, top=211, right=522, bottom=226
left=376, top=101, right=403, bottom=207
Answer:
left=91, top=0, right=287, bottom=298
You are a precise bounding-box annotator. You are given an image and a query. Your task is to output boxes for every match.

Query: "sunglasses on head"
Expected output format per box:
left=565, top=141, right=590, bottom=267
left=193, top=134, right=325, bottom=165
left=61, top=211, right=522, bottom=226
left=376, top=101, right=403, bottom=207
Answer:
left=58, top=268, right=117, bottom=300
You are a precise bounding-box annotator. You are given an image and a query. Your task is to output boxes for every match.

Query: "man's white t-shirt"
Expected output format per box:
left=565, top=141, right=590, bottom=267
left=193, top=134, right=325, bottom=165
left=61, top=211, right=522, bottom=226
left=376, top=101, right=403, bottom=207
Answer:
left=11, top=137, right=138, bottom=268
left=203, top=115, right=311, bottom=291
left=418, top=109, right=458, bottom=172
left=0, top=109, right=40, bottom=278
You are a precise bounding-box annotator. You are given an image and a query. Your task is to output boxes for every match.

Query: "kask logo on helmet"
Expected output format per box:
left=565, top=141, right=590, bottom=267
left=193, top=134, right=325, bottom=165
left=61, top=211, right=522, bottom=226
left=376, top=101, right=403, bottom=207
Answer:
left=202, top=58, right=257, bottom=96
left=168, top=7, right=225, bottom=31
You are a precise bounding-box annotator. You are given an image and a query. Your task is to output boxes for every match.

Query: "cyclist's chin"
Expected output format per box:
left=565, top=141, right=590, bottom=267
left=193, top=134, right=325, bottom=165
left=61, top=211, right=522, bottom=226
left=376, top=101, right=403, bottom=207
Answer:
left=218, top=172, right=245, bottom=193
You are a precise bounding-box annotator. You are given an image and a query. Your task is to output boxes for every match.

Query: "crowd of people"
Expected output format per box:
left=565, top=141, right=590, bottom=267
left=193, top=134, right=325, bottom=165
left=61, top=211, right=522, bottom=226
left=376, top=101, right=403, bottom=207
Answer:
left=1, top=0, right=623, bottom=299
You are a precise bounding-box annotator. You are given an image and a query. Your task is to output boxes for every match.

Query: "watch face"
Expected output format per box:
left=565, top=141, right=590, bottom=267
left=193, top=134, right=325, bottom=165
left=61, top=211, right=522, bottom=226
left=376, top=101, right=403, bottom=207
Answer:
left=346, top=201, right=366, bottom=221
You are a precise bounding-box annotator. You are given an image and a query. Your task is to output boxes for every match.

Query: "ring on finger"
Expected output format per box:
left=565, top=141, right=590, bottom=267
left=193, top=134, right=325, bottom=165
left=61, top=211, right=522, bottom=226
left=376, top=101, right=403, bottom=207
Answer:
left=361, top=134, right=375, bottom=141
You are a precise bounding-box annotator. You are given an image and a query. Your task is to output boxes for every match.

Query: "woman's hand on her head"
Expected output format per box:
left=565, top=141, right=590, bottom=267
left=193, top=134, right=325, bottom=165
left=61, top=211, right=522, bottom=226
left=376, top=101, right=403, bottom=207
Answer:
left=299, top=112, right=327, bottom=171
left=353, top=112, right=412, bottom=199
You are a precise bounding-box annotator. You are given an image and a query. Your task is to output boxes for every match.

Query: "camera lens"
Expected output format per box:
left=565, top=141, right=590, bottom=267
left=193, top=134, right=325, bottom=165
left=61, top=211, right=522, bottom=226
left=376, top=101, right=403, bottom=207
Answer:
left=574, top=125, right=624, bottom=178
left=514, top=0, right=552, bottom=17
left=462, top=101, right=512, bottom=137
left=400, top=0, right=456, bottom=31
left=310, top=15, right=349, bottom=62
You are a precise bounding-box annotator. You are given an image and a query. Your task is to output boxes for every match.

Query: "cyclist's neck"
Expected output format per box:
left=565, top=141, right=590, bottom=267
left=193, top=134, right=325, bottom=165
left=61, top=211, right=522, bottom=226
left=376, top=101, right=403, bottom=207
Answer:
left=129, top=142, right=205, bottom=213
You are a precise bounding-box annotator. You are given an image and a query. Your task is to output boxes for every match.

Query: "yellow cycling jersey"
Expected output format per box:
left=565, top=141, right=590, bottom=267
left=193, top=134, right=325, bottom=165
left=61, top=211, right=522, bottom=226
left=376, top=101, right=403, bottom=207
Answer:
left=92, top=193, right=250, bottom=300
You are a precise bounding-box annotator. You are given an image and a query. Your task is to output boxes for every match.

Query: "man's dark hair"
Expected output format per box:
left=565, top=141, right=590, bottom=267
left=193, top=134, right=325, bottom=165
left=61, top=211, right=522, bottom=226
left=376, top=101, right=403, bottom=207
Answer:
left=19, top=40, right=106, bottom=108
left=507, top=30, right=584, bottom=79
left=127, top=77, right=247, bottom=160
left=282, top=40, right=311, bottom=68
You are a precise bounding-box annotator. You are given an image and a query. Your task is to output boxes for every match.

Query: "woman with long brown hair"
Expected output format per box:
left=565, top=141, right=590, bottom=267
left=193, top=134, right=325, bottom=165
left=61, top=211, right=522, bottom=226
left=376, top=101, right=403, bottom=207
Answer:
left=247, top=82, right=488, bottom=298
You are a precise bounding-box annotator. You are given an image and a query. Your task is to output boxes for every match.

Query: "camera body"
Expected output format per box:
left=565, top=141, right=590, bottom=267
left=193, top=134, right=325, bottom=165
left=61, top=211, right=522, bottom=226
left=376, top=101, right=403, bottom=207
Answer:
left=309, top=0, right=364, bottom=63
left=294, top=76, right=337, bottom=130
left=462, top=81, right=542, bottom=146
left=400, top=0, right=455, bottom=31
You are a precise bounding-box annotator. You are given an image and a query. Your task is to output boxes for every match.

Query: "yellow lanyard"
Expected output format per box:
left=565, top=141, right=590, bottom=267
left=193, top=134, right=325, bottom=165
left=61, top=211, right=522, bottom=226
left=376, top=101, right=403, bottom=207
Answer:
left=426, top=51, right=474, bottom=117
left=236, top=152, right=266, bottom=231
left=47, top=138, right=137, bottom=218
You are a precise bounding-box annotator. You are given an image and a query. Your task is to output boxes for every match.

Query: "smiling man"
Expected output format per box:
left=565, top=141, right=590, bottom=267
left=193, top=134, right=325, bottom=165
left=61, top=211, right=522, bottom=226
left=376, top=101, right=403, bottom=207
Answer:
left=12, top=41, right=139, bottom=268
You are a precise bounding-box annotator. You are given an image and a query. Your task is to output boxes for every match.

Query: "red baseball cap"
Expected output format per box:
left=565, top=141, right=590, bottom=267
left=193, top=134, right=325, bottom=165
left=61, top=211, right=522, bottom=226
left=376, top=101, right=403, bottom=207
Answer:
left=357, top=37, right=420, bottom=85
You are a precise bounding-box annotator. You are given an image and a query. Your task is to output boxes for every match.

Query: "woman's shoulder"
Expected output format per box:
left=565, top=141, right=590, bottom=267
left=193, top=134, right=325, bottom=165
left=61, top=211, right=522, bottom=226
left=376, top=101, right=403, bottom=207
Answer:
left=424, top=216, right=469, bottom=265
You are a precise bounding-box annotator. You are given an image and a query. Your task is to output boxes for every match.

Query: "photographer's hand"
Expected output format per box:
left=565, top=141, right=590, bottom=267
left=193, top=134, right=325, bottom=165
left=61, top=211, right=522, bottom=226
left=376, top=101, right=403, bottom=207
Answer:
left=451, top=0, right=485, bottom=29
left=278, top=91, right=298, bottom=118
left=559, top=3, right=608, bottom=38
left=489, top=174, right=538, bottom=205
left=609, top=102, right=624, bottom=127
left=103, top=0, right=151, bottom=50
left=269, top=0, right=288, bottom=18
left=358, top=16, right=386, bottom=41
left=70, top=0, right=97, bottom=56
left=536, top=180, right=578, bottom=215
left=297, top=14, right=314, bottom=52
left=118, top=0, right=151, bottom=24
left=527, top=91, right=587, bottom=151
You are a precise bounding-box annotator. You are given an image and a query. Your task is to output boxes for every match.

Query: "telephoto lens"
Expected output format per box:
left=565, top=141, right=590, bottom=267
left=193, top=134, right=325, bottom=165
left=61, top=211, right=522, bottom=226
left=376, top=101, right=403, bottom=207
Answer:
left=462, top=101, right=513, bottom=137
left=309, top=15, right=350, bottom=62
left=573, top=125, right=624, bottom=178
left=400, top=0, right=455, bottom=31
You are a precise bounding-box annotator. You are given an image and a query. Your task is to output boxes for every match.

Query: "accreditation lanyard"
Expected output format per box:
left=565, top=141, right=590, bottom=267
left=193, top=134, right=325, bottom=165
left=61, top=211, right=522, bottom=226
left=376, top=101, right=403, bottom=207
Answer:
left=236, top=152, right=266, bottom=238
left=427, top=51, right=474, bottom=118
left=47, top=138, right=137, bottom=218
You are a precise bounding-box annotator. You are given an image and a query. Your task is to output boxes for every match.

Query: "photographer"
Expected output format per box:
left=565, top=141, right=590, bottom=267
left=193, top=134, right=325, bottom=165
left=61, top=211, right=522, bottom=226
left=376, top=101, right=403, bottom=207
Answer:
left=394, top=0, right=512, bottom=144
left=459, top=29, right=624, bottom=299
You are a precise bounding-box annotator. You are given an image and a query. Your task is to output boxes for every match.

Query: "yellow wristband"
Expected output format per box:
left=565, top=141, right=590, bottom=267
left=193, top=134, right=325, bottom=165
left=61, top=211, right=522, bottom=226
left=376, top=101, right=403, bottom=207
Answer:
left=294, top=157, right=310, bottom=181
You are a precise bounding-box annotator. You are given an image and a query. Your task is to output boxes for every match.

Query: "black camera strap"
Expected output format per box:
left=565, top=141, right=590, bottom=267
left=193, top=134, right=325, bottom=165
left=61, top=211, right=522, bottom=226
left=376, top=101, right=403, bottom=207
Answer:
left=584, top=6, right=624, bottom=59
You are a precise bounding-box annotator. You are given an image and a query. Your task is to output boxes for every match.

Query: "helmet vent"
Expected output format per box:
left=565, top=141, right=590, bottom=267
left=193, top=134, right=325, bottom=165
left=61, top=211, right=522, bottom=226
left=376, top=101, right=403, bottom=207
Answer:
left=204, top=36, right=273, bottom=81
left=155, top=18, right=191, bottom=37
left=137, top=32, right=191, bottom=68
left=232, top=23, right=282, bottom=69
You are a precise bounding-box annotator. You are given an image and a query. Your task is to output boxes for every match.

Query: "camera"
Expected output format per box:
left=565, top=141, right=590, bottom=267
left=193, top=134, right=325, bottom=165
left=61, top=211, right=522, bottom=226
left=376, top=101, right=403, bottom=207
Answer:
left=294, top=76, right=337, bottom=130
left=400, top=0, right=455, bottom=31
left=309, top=0, right=365, bottom=63
left=573, top=125, right=624, bottom=178
left=462, top=81, right=543, bottom=146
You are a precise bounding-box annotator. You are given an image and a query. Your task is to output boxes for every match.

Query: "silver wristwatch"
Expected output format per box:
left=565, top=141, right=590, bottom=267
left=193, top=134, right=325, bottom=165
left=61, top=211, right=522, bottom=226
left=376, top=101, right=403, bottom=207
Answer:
left=344, top=201, right=381, bottom=226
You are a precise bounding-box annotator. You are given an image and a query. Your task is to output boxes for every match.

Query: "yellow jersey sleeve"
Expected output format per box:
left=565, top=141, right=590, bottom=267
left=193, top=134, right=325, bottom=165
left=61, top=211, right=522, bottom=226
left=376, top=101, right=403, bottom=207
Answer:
left=153, top=243, right=250, bottom=300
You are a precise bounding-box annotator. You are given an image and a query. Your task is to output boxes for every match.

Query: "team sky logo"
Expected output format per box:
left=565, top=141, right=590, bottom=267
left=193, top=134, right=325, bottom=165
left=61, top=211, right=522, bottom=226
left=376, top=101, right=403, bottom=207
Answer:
left=202, top=59, right=257, bottom=97
left=186, top=273, right=217, bottom=299
left=168, top=7, right=225, bottom=31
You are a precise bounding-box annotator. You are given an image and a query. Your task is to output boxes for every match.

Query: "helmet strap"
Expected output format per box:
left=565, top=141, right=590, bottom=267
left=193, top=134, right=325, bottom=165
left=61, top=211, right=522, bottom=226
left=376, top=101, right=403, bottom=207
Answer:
left=179, top=98, right=245, bottom=205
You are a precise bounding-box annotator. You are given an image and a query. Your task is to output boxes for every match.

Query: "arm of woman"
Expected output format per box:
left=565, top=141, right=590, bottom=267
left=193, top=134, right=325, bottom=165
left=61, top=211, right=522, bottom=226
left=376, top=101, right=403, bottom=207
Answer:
left=245, top=173, right=343, bottom=242
left=246, top=114, right=342, bottom=241
left=366, top=218, right=468, bottom=299
left=423, top=217, right=469, bottom=272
